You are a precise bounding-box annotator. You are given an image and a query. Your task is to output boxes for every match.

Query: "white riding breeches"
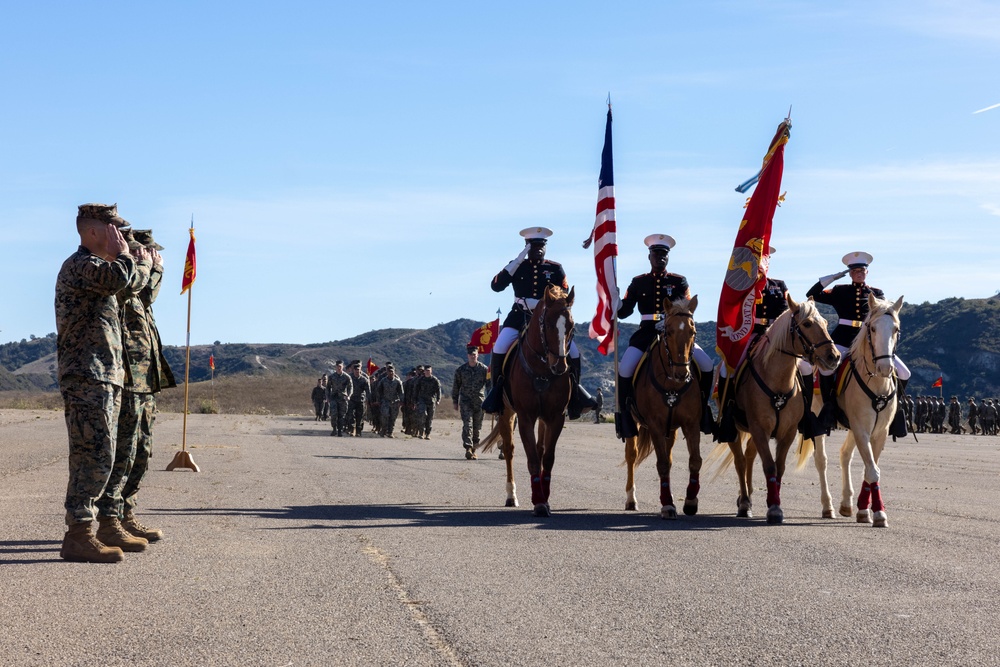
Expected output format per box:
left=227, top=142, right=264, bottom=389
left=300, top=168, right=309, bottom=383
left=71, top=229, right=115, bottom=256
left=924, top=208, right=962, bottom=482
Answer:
left=620, top=342, right=713, bottom=378
left=493, top=326, right=580, bottom=359
left=814, top=344, right=909, bottom=380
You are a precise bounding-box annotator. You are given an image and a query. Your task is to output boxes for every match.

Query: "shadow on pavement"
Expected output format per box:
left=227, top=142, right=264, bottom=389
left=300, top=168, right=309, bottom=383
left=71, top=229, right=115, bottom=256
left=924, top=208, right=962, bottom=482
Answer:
left=0, top=539, right=62, bottom=565
left=150, top=503, right=822, bottom=533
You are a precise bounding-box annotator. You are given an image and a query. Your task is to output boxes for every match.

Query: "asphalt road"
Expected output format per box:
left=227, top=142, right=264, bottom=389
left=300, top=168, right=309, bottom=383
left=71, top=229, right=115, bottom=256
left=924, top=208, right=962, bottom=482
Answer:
left=1, top=409, right=998, bottom=666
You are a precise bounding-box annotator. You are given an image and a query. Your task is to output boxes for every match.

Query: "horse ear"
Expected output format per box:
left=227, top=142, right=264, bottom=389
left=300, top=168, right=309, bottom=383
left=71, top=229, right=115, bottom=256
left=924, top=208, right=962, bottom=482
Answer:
left=786, top=292, right=800, bottom=311
left=688, top=294, right=698, bottom=315
left=566, top=285, right=575, bottom=307
left=867, top=292, right=878, bottom=311
left=892, top=295, right=904, bottom=315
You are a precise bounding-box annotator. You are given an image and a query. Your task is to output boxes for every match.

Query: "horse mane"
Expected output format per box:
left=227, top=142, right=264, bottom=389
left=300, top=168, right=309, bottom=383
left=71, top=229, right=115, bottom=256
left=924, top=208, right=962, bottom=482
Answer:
left=544, top=284, right=568, bottom=301
left=847, top=296, right=899, bottom=358
left=756, top=299, right=823, bottom=367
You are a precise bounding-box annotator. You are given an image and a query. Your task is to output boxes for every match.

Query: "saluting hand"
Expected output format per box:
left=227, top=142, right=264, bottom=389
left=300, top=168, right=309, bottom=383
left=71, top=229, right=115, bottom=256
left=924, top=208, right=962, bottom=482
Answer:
left=106, top=224, right=129, bottom=257
left=150, top=249, right=163, bottom=267
left=134, top=246, right=150, bottom=262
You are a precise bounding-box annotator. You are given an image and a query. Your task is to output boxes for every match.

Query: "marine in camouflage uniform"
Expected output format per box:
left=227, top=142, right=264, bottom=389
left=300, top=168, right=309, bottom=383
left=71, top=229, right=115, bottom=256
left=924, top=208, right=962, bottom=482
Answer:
left=413, top=365, right=442, bottom=440
left=56, top=203, right=136, bottom=563
left=402, top=366, right=422, bottom=435
left=118, top=229, right=175, bottom=540
left=967, top=398, right=979, bottom=435
left=376, top=366, right=405, bottom=437
left=326, top=361, right=353, bottom=436
left=347, top=361, right=371, bottom=436
left=452, top=345, right=488, bottom=457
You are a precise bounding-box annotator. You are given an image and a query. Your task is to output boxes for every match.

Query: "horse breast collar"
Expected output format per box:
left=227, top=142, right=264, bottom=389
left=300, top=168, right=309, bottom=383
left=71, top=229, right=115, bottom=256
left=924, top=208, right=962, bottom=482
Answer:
left=847, top=353, right=897, bottom=414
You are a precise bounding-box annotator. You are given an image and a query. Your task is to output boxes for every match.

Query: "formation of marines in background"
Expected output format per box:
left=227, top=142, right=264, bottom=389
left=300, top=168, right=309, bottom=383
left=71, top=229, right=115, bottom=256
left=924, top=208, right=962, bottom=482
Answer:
left=56, top=203, right=174, bottom=564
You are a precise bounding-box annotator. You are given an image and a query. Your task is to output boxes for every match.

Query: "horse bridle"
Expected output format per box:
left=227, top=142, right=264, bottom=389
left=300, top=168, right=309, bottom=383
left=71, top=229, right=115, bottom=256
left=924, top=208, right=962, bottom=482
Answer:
left=863, top=314, right=899, bottom=376
left=655, top=310, right=695, bottom=383
left=521, top=297, right=573, bottom=375
left=782, top=309, right=836, bottom=362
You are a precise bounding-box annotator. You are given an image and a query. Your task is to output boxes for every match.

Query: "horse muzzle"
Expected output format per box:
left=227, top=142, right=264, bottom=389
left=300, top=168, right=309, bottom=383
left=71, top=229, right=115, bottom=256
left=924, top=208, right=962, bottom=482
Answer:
left=816, top=347, right=841, bottom=373
left=547, top=354, right=569, bottom=375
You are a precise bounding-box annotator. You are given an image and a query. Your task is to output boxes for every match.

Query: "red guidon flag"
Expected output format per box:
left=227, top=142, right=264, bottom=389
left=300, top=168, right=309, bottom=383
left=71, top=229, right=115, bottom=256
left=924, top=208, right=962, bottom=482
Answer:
left=180, top=225, right=196, bottom=294
left=716, top=119, right=791, bottom=373
left=366, top=358, right=378, bottom=377
left=468, top=319, right=500, bottom=354
left=583, top=106, right=618, bottom=355
left=209, top=354, right=215, bottom=371
left=932, top=376, right=943, bottom=388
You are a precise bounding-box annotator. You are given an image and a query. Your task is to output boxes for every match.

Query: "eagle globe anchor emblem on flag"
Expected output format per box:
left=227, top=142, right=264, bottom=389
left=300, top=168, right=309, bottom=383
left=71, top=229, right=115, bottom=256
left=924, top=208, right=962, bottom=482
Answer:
left=718, top=237, right=766, bottom=342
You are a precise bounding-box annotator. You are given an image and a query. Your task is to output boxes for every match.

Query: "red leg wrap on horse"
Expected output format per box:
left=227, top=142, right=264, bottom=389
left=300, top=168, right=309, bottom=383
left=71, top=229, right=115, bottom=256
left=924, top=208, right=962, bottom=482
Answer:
left=660, top=481, right=673, bottom=507
left=530, top=476, right=544, bottom=505
left=766, top=477, right=781, bottom=507
left=870, top=483, right=884, bottom=512
left=858, top=480, right=871, bottom=510
left=686, top=477, right=700, bottom=500
left=540, top=475, right=551, bottom=502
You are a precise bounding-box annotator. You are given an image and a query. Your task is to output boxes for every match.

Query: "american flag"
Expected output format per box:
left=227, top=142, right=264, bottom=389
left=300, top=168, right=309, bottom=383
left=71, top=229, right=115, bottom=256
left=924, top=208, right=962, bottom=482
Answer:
left=584, top=107, right=618, bottom=355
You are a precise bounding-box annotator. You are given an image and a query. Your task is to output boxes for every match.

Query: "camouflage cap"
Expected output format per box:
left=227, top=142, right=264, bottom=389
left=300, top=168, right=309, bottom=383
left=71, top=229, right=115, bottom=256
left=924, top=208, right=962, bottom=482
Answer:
left=121, top=227, right=143, bottom=252
left=77, top=202, right=127, bottom=228
left=133, top=229, right=165, bottom=250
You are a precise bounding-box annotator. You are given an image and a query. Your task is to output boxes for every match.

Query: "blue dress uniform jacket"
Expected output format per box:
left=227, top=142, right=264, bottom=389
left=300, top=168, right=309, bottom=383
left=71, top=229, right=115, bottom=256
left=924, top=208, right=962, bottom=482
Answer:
left=492, top=260, right=568, bottom=329
left=617, top=272, right=690, bottom=351
left=753, top=278, right=789, bottom=335
left=806, top=280, right=885, bottom=348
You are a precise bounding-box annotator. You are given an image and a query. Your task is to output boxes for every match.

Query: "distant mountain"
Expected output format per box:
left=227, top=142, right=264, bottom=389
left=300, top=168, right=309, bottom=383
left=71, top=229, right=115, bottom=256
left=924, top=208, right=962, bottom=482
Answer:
left=4, top=296, right=1000, bottom=398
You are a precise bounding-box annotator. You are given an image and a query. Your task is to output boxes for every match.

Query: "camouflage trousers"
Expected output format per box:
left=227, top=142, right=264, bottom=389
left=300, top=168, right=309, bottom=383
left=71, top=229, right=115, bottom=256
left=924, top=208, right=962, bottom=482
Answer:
left=329, top=395, right=349, bottom=434
left=61, top=376, right=122, bottom=525
left=415, top=399, right=437, bottom=435
left=459, top=398, right=484, bottom=446
left=347, top=399, right=366, bottom=434
left=122, top=393, right=155, bottom=513
left=381, top=401, right=401, bottom=435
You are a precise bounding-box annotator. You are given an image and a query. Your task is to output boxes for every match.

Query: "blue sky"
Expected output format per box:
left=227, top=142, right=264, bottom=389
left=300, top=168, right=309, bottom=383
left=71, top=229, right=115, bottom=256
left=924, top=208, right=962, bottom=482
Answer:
left=3, top=1, right=999, bottom=348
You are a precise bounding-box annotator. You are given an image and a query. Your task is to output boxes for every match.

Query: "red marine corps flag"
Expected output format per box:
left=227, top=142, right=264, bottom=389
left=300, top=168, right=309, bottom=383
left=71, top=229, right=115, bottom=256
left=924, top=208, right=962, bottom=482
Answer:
left=366, top=358, right=379, bottom=376
left=468, top=318, right=500, bottom=354
left=716, top=118, right=791, bottom=374
left=932, top=377, right=943, bottom=388
left=583, top=103, right=618, bottom=355
left=180, top=223, right=196, bottom=295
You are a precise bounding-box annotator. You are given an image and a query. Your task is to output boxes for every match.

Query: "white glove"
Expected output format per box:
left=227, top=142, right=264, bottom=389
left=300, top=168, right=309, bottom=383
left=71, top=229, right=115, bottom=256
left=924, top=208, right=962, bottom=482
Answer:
left=505, top=245, right=530, bottom=274
left=818, top=269, right=849, bottom=288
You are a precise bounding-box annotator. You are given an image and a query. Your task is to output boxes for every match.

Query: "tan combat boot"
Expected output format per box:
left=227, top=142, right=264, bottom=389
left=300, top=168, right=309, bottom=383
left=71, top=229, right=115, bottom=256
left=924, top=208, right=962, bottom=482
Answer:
left=60, top=521, right=124, bottom=563
left=121, top=511, right=163, bottom=542
left=96, top=516, right=148, bottom=552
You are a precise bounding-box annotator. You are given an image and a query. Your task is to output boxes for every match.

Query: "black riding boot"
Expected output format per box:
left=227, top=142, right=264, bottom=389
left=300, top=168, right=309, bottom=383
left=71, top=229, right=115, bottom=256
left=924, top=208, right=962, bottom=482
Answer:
left=817, top=373, right=838, bottom=434
left=567, top=356, right=598, bottom=420
left=615, top=374, right=639, bottom=440
left=889, top=378, right=909, bottom=440
left=798, top=372, right=824, bottom=439
left=482, top=351, right=507, bottom=415
left=697, top=371, right=716, bottom=436
left=714, top=374, right=738, bottom=443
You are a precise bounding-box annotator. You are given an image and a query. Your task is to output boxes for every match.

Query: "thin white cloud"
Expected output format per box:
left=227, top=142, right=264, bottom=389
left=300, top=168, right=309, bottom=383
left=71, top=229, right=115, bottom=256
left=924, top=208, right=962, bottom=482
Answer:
left=973, top=102, right=1000, bottom=114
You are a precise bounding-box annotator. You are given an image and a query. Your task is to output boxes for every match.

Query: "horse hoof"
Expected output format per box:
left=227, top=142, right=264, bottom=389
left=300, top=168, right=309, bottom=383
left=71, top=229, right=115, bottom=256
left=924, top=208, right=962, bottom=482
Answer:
left=766, top=507, right=784, bottom=525
left=822, top=509, right=835, bottom=519
left=839, top=505, right=853, bottom=518
left=505, top=498, right=518, bottom=508
left=660, top=505, right=677, bottom=520
left=625, top=501, right=637, bottom=511
left=873, top=512, right=888, bottom=528
left=683, top=499, right=698, bottom=516
left=856, top=509, right=873, bottom=524
left=533, top=504, right=551, bottom=517
left=736, top=507, right=752, bottom=518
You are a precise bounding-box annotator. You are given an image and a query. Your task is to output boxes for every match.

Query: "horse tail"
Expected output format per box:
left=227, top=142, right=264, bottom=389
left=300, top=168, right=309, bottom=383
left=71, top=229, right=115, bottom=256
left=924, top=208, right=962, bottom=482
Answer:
left=478, top=418, right=505, bottom=453
left=634, top=427, right=654, bottom=467
left=705, top=436, right=739, bottom=482
left=795, top=434, right=815, bottom=471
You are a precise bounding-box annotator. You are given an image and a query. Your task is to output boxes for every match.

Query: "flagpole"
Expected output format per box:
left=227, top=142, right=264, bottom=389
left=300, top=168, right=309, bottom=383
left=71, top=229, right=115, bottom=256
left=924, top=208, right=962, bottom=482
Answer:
left=168, top=217, right=200, bottom=472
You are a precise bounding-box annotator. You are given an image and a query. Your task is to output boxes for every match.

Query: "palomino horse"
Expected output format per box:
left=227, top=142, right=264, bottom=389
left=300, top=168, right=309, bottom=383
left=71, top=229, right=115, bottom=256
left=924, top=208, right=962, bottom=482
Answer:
left=797, top=294, right=904, bottom=527
left=623, top=296, right=703, bottom=519
left=716, top=296, right=841, bottom=524
left=476, top=285, right=575, bottom=516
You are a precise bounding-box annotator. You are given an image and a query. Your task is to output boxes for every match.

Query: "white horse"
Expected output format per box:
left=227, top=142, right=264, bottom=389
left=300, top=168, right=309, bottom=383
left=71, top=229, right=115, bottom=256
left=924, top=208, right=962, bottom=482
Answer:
left=797, top=294, right=904, bottom=528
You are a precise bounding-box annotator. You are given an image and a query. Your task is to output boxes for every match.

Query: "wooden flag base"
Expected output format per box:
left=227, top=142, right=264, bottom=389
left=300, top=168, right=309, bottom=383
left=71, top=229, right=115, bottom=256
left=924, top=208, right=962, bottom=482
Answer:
left=166, top=450, right=200, bottom=472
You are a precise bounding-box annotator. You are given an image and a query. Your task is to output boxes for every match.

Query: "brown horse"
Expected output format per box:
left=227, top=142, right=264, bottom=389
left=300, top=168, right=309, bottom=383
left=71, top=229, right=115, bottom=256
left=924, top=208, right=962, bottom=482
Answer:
left=623, top=296, right=703, bottom=519
left=477, top=285, right=575, bottom=516
left=715, top=295, right=841, bottom=524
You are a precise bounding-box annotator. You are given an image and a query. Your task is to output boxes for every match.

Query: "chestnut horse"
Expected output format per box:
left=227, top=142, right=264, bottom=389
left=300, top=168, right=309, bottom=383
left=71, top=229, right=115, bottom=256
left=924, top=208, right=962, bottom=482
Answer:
left=623, top=296, right=703, bottom=519
left=477, top=285, right=575, bottom=516
left=796, top=294, right=904, bottom=527
left=714, top=296, right=841, bottom=524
